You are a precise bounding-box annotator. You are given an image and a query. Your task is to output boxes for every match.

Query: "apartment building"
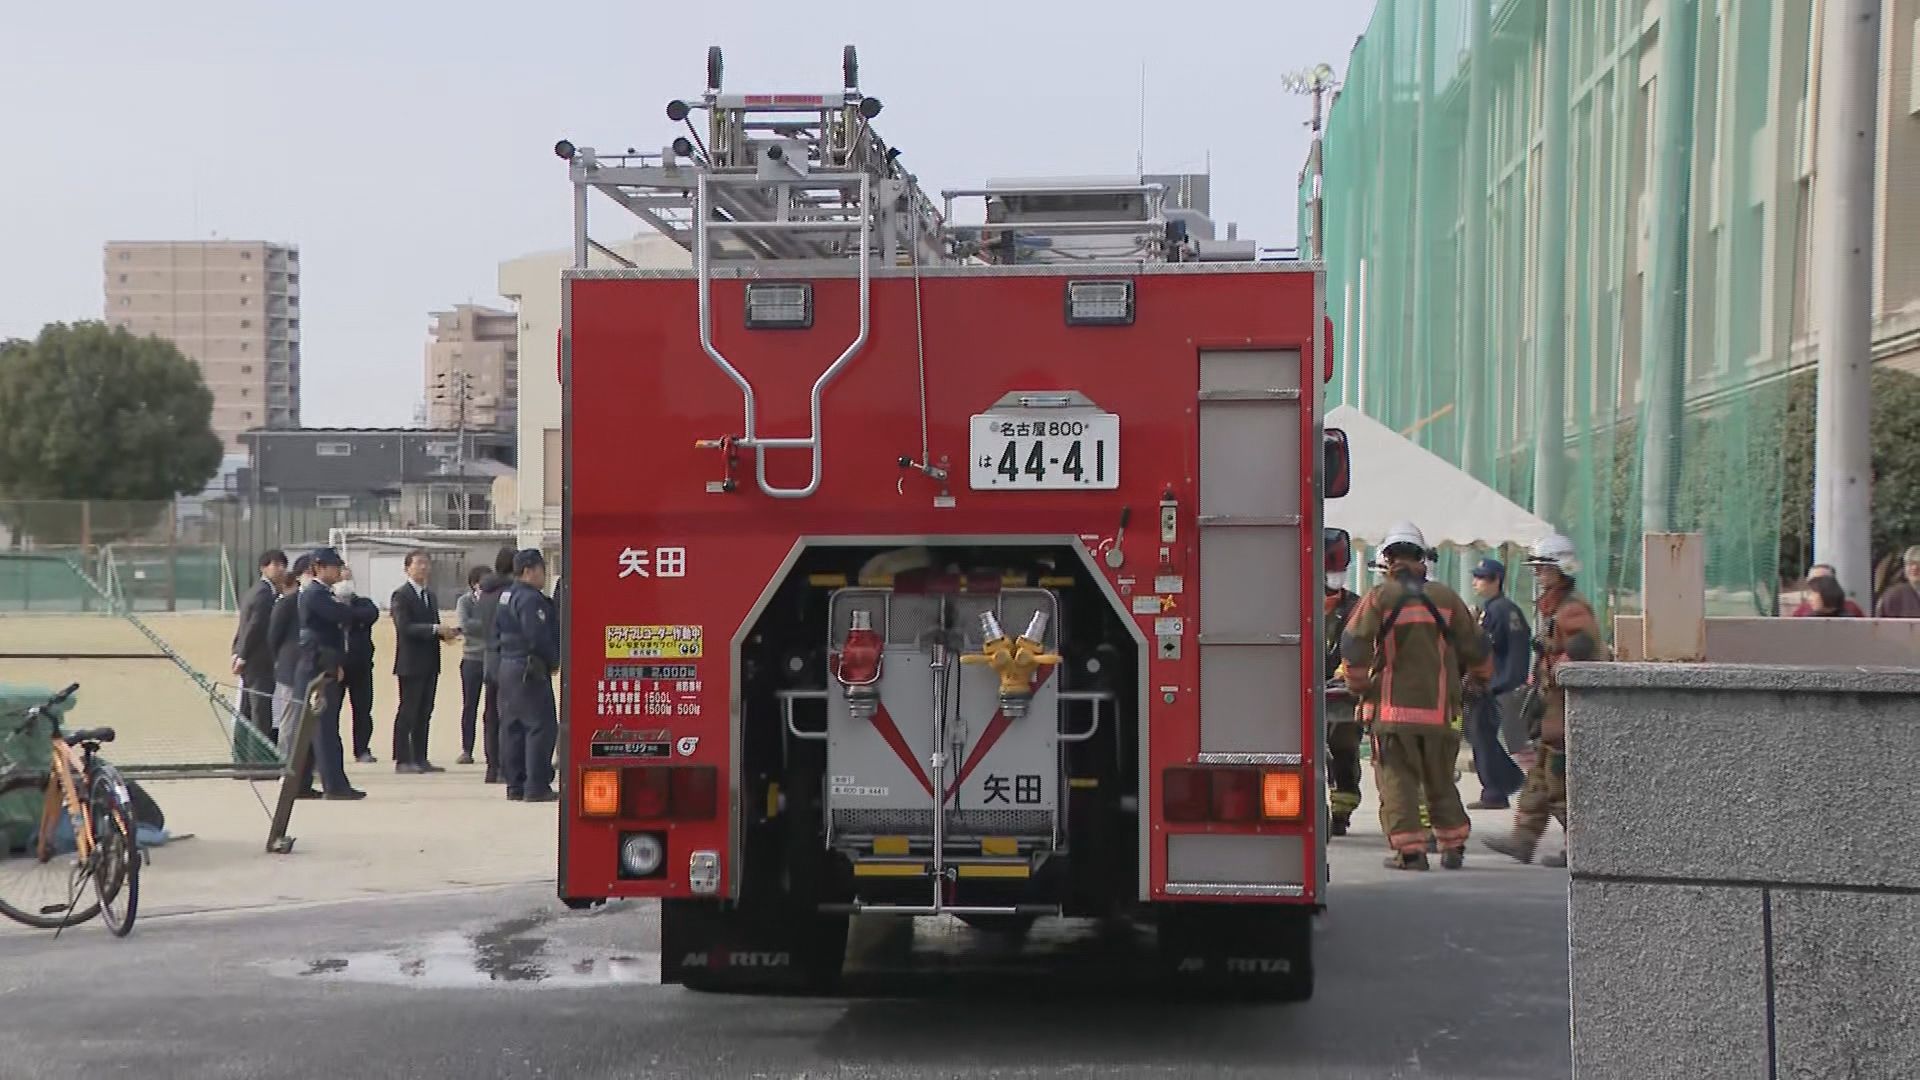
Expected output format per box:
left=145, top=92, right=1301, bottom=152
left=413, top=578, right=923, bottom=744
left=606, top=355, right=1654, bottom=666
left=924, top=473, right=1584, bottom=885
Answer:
left=425, top=304, right=518, bottom=432
left=104, top=241, right=301, bottom=449
left=498, top=234, right=690, bottom=545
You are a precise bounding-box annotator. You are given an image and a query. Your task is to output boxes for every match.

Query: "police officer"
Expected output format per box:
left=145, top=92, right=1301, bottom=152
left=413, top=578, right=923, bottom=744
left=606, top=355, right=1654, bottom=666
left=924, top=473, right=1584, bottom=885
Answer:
left=1484, top=533, right=1605, bottom=868
left=294, top=548, right=365, bottom=800
left=1323, top=571, right=1363, bottom=835
left=496, top=548, right=561, bottom=803
left=1341, top=522, right=1490, bottom=871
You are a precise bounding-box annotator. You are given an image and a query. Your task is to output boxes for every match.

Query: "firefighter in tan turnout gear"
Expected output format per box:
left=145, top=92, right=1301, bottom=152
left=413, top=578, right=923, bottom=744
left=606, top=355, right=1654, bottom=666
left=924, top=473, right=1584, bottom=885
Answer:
left=1484, top=533, right=1605, bottom=868
left=1341, top=523, right=1492, bottom=871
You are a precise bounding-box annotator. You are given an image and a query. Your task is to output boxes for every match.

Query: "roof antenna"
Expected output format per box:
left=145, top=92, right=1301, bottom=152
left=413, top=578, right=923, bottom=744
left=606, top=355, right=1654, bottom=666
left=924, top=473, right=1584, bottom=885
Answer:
left=1136, top=61, right=1147, bottom=177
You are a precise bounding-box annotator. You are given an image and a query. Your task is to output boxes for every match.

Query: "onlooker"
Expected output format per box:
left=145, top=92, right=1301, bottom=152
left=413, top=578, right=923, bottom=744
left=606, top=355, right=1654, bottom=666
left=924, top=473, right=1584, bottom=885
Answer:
left=269, top=556, right=313, bottom=751
left=472, top=546, right=516, bottom=784
left=390, top=550, right=459, bottom=773
left=455, top=565, right=489, bottom=766
left=230, top=548, right=287, bottom=762
left=294, top=548, right=364, bottom=800
left=1466, top=558, right=1529, bottom=810
left=1790, top=564, right=1867, bottom=617
left=1873, top=547, right=1920, bottom=618
left=1802, top=575, right=1861, bottom=618
left=336, top=565, right=382, bottom=763
left=497, top=549, right=562, bottom=802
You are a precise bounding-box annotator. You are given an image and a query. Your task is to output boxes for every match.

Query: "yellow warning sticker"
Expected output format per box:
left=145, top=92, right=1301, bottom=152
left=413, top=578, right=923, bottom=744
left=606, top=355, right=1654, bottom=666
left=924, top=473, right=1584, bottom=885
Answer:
left=605, top=624, right=704, bottom=659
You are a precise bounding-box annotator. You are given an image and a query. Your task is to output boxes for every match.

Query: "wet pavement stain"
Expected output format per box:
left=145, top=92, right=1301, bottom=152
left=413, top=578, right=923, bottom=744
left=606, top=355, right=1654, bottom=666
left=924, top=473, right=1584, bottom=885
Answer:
left=272, top=912, right=659, bottom=989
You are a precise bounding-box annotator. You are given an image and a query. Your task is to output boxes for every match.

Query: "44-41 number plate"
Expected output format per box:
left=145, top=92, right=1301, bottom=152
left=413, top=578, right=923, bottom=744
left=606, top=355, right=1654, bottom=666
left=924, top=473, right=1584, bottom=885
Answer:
left=968, top=412, right=1119, bottom=490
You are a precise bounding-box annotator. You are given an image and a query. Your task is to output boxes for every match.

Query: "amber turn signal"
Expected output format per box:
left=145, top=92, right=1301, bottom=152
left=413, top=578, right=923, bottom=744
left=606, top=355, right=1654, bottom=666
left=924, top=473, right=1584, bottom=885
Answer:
left=580, top=767, right=621, bottom=817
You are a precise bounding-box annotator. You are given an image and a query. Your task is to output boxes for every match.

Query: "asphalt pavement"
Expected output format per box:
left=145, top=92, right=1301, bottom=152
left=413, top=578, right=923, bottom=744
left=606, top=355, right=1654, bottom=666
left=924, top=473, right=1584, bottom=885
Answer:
left=0, top=829, right=1572, bottom=1080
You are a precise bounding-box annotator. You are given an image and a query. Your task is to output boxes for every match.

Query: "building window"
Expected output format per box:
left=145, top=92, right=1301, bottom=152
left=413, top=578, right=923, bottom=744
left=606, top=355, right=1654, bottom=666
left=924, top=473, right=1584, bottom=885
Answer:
left=118, top=251, right=130, bottom=262
left=241, top=251, right=253, bottom=261
left=315, top=495, right=352, bottom=510
left=316, top=442, right=353, bottom=457
left=118, top=297, right=130, bottom=307
left=240, top=319, right=251, bottom=329
left=426, top=441, right=456, bottom=458
left=241, top=389, right=250, bottom=398
left=240, top=273, right=251, bottom=283
left=241, top=365, right=252, bottom=374
left=240, top=342, right=249, bottom=353
left=240, top=296, right=251, bottom=306
left=242, top=411, right=253, bottom=421
left=117, top=273, right=128, bottom=284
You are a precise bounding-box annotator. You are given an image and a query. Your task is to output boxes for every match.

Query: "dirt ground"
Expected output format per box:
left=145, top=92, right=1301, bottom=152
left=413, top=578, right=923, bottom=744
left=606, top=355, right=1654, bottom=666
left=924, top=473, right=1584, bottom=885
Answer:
left=0, top=611, right=475, bottom=768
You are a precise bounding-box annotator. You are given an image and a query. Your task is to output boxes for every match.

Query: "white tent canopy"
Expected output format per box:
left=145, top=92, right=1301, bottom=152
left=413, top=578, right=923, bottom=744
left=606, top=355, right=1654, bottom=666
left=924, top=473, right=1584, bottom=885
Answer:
left=1324, top=404, right=1554, bottom=549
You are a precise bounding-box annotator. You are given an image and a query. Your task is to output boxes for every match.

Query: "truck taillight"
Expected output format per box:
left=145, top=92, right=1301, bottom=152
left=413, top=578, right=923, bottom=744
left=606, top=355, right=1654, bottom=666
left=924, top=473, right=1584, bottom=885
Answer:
left=598, top=765, right=721, bottom=821
left=581, top=767, right=621, bottom=817
left=670, top=766, right=719, bottom=820
left=1163, top=767, right=1309, bottom=824
left=1163, top=768, right=1212, bottom=823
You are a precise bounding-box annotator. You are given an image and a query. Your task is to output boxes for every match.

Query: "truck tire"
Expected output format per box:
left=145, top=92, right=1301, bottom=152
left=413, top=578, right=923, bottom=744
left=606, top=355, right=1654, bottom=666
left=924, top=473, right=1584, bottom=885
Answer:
left=1157, top=903, right=1314, bottom=1003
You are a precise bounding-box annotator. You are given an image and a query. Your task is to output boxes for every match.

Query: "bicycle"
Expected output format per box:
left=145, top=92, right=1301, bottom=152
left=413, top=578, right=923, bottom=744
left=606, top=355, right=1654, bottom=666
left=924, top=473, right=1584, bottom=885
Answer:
left=0, top=683, right=142, bottom=936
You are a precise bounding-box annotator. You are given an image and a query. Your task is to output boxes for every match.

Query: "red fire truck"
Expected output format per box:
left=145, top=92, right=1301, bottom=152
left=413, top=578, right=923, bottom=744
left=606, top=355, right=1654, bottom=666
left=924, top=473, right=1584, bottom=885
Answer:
left=554, top=46, right=1351, bottom=999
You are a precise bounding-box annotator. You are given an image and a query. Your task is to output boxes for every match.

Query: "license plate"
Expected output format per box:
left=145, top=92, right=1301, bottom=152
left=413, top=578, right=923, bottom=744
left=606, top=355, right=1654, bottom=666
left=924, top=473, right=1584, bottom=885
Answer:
left=968, top=412, right=1119, bottom=490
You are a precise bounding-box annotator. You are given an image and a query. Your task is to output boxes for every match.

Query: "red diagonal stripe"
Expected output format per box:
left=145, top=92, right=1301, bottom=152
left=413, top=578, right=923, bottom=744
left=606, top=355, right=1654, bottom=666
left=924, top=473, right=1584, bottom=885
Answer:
left=868, top=703, right=934, bottom=797
left=946, top=665, right=1058, bottom=803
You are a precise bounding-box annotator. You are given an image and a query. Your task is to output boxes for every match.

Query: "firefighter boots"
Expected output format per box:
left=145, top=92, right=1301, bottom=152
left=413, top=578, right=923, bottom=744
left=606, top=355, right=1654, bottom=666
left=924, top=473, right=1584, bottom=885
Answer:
left=1440, top=846, right=1466, bottom=870
left=1481, top=831, right=1537, bottom=864
left=1384, top=850, right=1430, bottom=871
left=1330, top=812, right=1351, bottom=837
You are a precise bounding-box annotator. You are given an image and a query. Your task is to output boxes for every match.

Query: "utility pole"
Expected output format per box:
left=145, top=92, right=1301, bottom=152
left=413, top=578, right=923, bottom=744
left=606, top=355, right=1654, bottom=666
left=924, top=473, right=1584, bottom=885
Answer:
left=437, top=370, right=473, bottom=530
left=1281, top=64, right=1339, bottom=262
left=1811, top=0, right=1880, bottom=605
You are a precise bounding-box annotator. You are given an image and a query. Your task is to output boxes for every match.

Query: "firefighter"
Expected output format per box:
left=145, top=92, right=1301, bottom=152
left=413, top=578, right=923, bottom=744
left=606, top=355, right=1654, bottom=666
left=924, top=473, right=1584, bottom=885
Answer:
left=1484, top=533, right=1605, bottom=868
left=1323, top=570, right=1363, bottom=835
left=495, top=549, right=562, bottom=803
left=1341, top=523, right=1491, bottom=871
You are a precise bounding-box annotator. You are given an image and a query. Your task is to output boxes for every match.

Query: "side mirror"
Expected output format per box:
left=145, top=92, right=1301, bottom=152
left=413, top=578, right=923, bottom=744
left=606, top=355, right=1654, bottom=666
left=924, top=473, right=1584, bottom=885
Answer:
left=1323, top=428, right=1351, bottom=499
left=1323, top=528, right=1353, bottom=574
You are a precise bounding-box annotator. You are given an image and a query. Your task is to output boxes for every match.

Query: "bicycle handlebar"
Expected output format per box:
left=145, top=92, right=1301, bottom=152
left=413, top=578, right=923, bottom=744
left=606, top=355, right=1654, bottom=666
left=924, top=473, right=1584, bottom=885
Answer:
left=11, top=683, right=80, bottom=734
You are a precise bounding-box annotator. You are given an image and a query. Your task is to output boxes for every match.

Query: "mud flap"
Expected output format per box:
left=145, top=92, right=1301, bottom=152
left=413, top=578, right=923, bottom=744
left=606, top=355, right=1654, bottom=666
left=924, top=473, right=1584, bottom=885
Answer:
left=661, top=898, right=849, bottom=994
left=1155, top=903, right=1315, bottom=1002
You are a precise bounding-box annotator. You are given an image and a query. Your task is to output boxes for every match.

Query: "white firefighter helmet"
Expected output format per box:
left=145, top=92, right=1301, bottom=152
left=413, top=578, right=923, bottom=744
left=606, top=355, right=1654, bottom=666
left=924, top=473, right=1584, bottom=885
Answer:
left=1525, top=532, right=1581, bottom=575
left=1379, top=520, right=1428, bottom=559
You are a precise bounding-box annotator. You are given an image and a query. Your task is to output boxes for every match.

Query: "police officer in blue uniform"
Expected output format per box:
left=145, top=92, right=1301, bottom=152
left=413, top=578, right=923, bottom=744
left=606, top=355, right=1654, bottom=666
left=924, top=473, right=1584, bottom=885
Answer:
left=495, top=548, right=561, bottom=803
left=295, top=548, right=366, bottom=800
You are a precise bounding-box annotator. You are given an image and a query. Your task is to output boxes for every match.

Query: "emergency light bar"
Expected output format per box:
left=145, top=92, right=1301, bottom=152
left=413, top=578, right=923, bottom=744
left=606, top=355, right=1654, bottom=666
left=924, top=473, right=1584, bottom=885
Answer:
left=1064, top=280, right=1135, bottom=326
left=745, top=282, right=814, bottom=329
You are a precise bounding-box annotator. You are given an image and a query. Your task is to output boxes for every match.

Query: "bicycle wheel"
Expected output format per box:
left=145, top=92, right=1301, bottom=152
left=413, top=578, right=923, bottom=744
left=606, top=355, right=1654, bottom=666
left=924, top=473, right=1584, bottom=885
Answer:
left=89, top=771, right=139, bottom=937
left=0, top=772, right=102, bottom=929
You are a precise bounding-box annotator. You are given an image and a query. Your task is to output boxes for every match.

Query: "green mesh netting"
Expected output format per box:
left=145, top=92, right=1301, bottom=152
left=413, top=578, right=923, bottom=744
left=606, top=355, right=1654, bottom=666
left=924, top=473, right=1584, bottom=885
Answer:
left=1308, top=0, right=1809, bottom=622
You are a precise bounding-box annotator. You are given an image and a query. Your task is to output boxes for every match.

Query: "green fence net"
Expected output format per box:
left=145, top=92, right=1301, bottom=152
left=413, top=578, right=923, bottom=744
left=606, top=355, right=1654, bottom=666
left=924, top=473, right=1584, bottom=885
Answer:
left=1307, top=0, right=1817, bottom=621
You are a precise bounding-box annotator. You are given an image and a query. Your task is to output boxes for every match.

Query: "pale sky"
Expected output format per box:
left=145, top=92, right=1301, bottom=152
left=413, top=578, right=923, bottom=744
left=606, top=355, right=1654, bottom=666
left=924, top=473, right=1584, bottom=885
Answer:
left=0, top=1, right=1373, bottom=427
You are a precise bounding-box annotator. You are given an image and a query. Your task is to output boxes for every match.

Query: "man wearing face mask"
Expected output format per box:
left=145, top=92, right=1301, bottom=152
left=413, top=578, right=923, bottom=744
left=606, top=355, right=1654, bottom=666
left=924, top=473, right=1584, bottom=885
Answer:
left=333, top=565, right=383, bottom=765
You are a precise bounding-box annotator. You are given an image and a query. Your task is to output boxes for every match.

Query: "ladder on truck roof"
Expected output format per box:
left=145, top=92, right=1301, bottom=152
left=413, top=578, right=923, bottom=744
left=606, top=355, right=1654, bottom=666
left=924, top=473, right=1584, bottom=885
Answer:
left=554, top=46, right=1261, bottom=498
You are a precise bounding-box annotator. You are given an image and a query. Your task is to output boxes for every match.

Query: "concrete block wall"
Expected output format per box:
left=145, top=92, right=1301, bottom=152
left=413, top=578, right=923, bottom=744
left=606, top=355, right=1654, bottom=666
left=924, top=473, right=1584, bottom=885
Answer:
left=1560, top=662, right=1920, bottom=1079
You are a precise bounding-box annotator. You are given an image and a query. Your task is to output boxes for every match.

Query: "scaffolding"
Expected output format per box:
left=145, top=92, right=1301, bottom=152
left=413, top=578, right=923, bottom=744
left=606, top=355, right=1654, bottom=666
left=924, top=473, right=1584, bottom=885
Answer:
left=1309, top=0, right=1820, bottom=618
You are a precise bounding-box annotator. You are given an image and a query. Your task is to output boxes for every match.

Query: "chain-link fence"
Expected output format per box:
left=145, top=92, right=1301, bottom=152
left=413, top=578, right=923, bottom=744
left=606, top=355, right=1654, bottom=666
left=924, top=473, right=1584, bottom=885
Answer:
left=1307, top=0, right=1825, bottom=620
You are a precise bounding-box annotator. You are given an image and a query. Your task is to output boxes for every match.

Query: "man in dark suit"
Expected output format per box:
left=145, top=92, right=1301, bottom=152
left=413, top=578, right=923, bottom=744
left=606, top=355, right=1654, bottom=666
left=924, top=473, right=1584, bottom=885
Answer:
left=230, top=548, right=287, bottom=763
left=390, top=550, right=460, bottom=773
left=335, top=565, right=382, bottom=764
left=295, top=547, right=365, bottom=800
